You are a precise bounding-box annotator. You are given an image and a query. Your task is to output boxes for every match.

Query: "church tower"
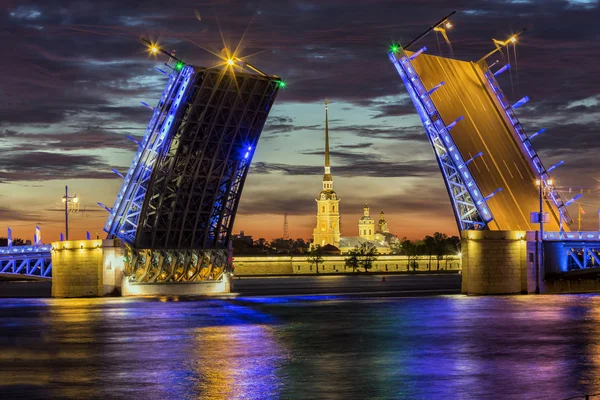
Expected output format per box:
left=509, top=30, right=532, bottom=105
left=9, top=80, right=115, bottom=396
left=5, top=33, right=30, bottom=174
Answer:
left=358, top=203, right=375, bottom=241
left=313, top=99, right=341, bottom=248
left=378, top=210, right=389, bottom=233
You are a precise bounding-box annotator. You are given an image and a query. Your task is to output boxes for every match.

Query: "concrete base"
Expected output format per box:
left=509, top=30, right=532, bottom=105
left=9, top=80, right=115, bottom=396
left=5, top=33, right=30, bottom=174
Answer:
left=545, top=279, right=600, bottom=294
left=461, top=230, right=540, bottom=295
left=51, top=239, right=125, bottom=298
left=121, top=274, right=231, bottom=296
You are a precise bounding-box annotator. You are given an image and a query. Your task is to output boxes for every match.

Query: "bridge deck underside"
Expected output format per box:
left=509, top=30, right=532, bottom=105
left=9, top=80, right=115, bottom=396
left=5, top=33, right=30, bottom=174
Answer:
left=409, top=53, right=561, bottom=231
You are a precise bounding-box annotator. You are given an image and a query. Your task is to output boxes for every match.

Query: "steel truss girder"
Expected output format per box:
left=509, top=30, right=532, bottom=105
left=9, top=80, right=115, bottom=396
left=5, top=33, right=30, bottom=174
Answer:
left=566, top=245, right=600, bottom=270
left=124, top=247, right=227, bottom=283
left=105, top=65, right=280, bottom=256
left=389, top=50, right=494, bottom=231
left=135, top=68, right=278, bottom=250
left=0, top=253, right=52, bottom=278
left=104, top=68, right=188, bottom=241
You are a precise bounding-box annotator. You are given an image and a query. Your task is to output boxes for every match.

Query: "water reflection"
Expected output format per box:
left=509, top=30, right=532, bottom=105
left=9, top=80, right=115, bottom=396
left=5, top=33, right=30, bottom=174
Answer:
left=2, top=295, right=600, bottom=399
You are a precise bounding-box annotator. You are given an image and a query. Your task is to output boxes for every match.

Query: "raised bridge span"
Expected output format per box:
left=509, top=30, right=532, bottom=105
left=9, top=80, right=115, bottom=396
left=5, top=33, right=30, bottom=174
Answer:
left=388, top=30, right=600, bottom=277
left=390, top=48, right=569, bottom=232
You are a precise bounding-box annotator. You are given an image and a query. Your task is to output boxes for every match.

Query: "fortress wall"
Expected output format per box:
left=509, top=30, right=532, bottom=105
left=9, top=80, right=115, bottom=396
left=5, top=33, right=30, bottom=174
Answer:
left=233, top=255, right=461, bottom=275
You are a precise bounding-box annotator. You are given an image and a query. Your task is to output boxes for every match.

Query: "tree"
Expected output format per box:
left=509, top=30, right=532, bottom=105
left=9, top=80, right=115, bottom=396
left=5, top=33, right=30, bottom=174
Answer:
left=399, top=237, right=417, bottom=271
left=307, top=245, right=324, bottom=274
left=433, top=232, right=449, bottom=270
left=447, top=235, right=461, bottom=254
left=254, top=238, right=269, bottom=250
left=344, top=247, right=360, bottom=273
left=350, top=243, right=379, bottom=272
left=423, top=236, right=439, bottom=271
left=358, top=242, right=378, bottom=273
left=0, top=237, right=25, bottom=246
left=271, top=238, right=293, bottom=254
left=292, top=238, right=309, bottom=254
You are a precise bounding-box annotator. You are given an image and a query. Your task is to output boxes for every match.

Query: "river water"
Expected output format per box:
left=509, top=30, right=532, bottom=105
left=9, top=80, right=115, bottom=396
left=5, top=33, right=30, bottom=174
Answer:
left=0, top=294, right=599, bottom=399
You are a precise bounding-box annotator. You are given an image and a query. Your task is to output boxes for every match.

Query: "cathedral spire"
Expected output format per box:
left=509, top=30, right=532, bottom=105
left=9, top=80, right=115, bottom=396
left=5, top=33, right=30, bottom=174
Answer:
left=325, top=98, right=330, bottom=168
left=323, top=98, right=333, bottom=188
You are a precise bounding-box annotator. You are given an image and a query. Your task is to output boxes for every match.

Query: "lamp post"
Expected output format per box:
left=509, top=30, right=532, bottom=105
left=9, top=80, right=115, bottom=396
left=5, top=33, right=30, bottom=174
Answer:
left=535, top=178, right=552, bottom=294
left=61, top=186, right=79, bottom=241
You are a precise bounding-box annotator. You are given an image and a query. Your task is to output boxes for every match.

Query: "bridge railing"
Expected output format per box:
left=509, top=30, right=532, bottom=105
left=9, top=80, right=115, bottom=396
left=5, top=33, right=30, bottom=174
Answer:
left=544, top=232, right=600, bottom=241
left=0, top=244, right=52, bottom=254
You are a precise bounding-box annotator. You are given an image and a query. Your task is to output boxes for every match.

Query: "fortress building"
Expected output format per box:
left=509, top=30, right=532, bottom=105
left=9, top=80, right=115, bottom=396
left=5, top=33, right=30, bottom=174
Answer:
left=311, top=101, right=398, bottom=254
left=358, top=203, right=375, bottom=241
left=312, top=98, right=341, bottom=248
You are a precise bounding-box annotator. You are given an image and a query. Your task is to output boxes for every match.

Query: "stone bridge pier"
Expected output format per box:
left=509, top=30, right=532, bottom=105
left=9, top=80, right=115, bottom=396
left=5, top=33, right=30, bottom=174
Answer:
left=461, top=230, right=540, bottom=295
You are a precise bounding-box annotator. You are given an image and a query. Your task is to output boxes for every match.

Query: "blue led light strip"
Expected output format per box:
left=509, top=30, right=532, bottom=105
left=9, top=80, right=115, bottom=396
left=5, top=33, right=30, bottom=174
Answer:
left=544, top=231, right=600, bottom=241
left=214, top=146, right=254, bottom=244
left=389, top=50, right=494, bottom=230
left=478, top=60, right=571, bottom=225
left=104, top=66, right=195, bottom=242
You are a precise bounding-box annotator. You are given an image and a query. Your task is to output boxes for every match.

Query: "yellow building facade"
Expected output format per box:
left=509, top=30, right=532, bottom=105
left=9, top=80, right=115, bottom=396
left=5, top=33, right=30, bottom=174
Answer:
left=312, top=99, right=341, bottom=248
left=358, top=203, right=376, bottom=241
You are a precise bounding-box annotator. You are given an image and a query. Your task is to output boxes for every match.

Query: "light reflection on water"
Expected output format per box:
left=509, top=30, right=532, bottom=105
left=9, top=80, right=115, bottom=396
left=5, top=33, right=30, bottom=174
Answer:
left=1, top=295, right=600, bottom=399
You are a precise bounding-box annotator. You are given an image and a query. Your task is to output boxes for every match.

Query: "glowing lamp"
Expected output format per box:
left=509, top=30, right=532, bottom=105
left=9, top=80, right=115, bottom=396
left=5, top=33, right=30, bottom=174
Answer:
left=227, top=59, right=235, bottom=66
left=278, top=80, right=286, bottom=88
left=445, top=22, right=452, bottom=28
left=150, top=45, right=159, bottom=54
left=510, top=36, right=516, bottom=43
left=390, top=44, right=399, bottom=53
left=174, top=61, right=184, bottom=71
left=548, top=179, right=553, bottom=186
left=535, top=179, right=541, bottom=186
left=62, top=197, right=66, bottom=203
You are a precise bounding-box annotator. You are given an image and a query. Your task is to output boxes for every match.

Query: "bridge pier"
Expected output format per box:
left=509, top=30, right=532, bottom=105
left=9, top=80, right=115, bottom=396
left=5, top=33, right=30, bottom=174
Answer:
left=51, top=239, right=232, bottom=297
left=51, top=239, right=125, bottom=297
left=461, top=230, right=540, bottom=295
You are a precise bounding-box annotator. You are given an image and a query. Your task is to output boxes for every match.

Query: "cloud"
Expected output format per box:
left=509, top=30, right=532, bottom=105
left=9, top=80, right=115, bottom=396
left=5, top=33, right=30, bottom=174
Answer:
left=0, top=128, right=135, bottom=151
left=251, top=158, right=438, bottom=178
left=237, top=182, right=453, bottom=220
left=0, top=206, right=44, bottom=222
left=0, top=151, right=121, bottom=182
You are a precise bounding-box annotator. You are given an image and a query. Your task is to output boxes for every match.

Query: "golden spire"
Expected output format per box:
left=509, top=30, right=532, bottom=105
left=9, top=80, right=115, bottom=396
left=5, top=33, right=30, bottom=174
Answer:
left=323, top=98, right=333, bottom=187
left=325, top=98, right=330, bottom=168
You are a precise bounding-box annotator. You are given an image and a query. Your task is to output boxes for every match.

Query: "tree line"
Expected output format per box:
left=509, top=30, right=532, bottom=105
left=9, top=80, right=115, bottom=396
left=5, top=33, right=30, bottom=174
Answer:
left=0, top=237, right=27, bottom=246
left=234, top=232, right=460, bottom=260
left=398, top=233, right=460, bottom=271
left=308, top=242, right=380, bottom=273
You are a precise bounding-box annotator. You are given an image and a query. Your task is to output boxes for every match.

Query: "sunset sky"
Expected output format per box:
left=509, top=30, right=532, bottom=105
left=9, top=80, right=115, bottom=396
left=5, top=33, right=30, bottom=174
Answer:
left=1, top=0, right=599, bottom=243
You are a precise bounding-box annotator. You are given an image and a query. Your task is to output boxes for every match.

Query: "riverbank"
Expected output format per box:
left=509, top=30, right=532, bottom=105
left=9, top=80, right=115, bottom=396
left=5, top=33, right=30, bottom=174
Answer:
left=0, top=273, right=461, bottom=298
left=232, top=273, right=461, bottom=296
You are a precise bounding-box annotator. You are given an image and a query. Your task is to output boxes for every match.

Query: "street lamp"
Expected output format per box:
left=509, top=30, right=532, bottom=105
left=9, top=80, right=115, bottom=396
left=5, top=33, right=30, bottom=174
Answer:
left=62, top=186, right=79, bottom=241
left=534, top=178, right=552, bottom=294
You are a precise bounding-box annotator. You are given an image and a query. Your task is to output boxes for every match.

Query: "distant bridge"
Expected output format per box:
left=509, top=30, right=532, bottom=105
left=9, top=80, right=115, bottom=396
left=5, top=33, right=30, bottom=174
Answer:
left=0, top=245, right=52, bottom=280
